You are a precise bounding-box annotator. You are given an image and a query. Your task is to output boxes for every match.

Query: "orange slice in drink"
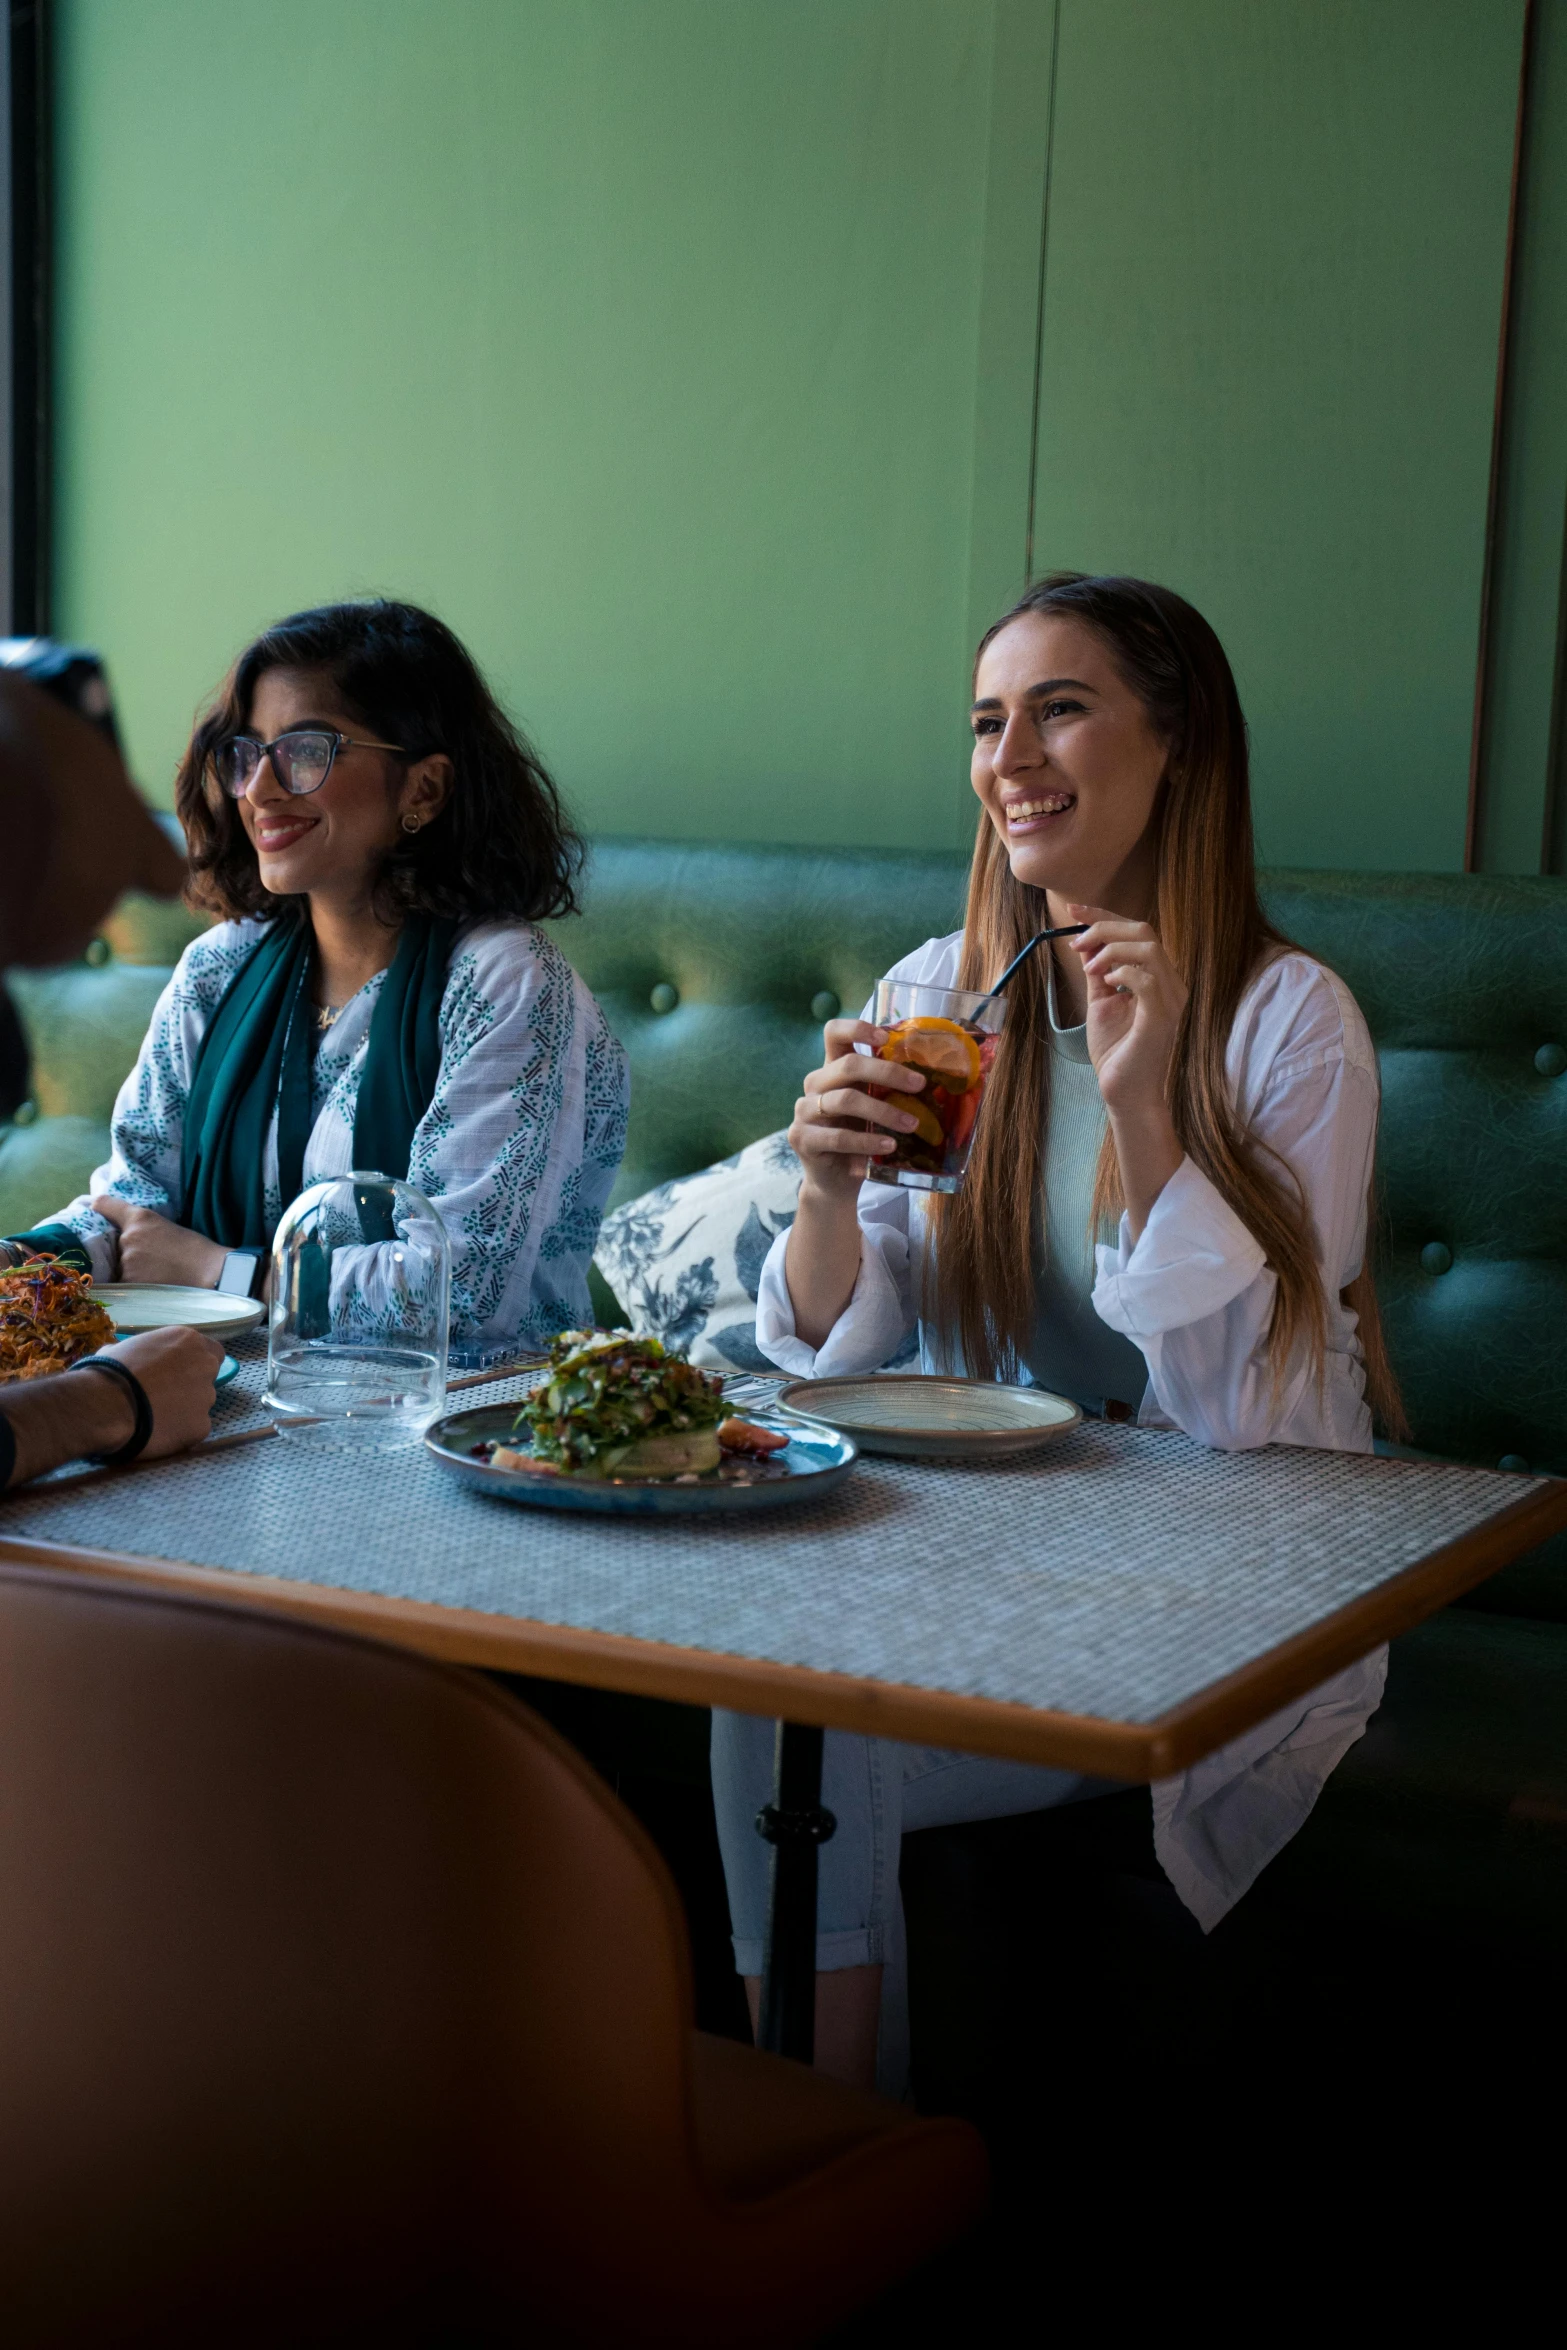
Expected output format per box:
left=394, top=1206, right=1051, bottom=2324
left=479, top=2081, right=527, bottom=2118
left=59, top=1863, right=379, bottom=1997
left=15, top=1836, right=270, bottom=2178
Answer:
left=880, top=1016, right=983, bottom=1094
left=902, top=1097, right=947, bottom=1149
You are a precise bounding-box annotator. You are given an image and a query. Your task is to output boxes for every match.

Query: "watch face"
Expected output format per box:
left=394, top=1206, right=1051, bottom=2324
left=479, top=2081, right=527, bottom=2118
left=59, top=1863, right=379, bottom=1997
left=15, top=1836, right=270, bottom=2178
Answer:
left=219, top=1254, right=257, bottom=1297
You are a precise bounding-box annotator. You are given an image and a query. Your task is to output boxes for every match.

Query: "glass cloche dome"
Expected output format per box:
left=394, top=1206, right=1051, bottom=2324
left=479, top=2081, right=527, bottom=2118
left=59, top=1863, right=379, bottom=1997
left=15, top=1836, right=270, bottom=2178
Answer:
left=265, top=1172, right=450, bottom=1444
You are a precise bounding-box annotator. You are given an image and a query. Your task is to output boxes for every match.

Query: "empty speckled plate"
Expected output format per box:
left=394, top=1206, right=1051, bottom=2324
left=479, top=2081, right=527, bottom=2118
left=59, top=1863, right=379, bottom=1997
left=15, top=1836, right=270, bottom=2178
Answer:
left=91, top=1284, right=265, bottom=1342
left=774, top=1374, right=1081, bottom=1461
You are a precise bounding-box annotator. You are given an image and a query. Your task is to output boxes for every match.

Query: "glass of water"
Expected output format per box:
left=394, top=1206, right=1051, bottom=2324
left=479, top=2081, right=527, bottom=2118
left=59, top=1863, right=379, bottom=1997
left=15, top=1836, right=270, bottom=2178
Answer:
left=265, top=1172, right=450, bottom=1445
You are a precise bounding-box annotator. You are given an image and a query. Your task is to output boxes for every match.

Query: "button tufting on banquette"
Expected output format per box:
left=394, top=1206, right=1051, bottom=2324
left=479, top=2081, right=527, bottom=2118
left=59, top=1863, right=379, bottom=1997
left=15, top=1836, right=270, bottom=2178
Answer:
left=541, top=838, right=976, bottom=1211
left=4, top=847, right=1564, bottom=1480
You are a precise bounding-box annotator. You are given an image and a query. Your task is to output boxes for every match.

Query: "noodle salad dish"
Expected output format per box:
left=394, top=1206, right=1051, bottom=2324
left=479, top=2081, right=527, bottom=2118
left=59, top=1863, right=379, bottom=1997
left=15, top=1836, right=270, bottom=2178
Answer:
left=0, top=1258, right=117, bottom=1382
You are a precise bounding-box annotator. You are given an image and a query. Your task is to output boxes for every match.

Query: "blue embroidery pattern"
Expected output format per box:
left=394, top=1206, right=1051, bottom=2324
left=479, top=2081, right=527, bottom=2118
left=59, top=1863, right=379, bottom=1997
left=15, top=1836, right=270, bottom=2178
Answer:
left=43, top=918, right=628, bottom=1352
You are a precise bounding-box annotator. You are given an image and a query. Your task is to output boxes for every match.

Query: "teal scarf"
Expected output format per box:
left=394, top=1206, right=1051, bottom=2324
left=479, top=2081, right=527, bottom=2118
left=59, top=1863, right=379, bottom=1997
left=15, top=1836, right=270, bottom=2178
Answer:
left=179, top=914, right=458, bottom=1248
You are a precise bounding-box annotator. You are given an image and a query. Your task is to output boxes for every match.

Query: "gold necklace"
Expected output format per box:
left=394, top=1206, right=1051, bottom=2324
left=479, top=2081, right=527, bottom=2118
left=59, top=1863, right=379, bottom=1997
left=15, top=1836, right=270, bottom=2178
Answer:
left=317, top=1001, right=346, bottom=1033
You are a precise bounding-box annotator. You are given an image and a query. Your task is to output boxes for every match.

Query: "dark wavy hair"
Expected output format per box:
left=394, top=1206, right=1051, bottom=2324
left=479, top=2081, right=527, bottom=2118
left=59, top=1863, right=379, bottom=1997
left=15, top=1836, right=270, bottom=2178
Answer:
left=176, top=598, right=582, bottom=925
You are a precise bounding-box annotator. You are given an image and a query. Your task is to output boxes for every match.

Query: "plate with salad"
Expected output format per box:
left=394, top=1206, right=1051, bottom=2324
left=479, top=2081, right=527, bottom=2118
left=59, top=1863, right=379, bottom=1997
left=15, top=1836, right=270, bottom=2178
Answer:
left=424, top=1329, right=857, bottom=1515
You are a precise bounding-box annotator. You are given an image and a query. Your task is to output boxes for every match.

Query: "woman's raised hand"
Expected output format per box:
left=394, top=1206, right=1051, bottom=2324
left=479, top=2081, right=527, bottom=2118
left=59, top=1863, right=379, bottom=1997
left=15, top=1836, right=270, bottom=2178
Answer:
left=1068, top=903, right=1188, bottom=1115
left=1068, top=903, right=1187, bottom=1239
left=91, top=1195, right=229, bottom=1289
left=789, top=1019, right=928, bottom=1198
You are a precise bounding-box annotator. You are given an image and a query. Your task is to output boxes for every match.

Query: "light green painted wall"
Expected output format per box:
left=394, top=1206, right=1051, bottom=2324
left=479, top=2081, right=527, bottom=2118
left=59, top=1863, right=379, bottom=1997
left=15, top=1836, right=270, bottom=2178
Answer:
left=52, top=0, right=1557, bottom=872
left=1031, top=0, right=1523, bottom=872
left=54, top=0, right=1002, bottom=848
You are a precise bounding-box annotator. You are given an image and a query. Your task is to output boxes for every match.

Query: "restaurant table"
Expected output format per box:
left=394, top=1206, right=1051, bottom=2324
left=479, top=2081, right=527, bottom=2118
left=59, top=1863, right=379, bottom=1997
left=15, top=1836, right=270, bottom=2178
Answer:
left=3, top=1346, right=1565, bottom=2061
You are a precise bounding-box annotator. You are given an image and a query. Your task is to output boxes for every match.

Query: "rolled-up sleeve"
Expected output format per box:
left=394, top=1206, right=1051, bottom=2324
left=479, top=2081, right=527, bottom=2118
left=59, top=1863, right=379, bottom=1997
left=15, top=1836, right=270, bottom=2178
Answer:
left=755, top=1183, right=918, bottom=1377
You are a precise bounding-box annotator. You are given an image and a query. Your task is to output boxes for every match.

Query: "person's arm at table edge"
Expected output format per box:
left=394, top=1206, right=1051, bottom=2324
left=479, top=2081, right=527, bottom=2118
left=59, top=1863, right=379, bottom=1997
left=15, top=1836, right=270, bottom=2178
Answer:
left=0, top=1367, right=138, bottom=1487
left=0, top=1327, right=224, bottom=1490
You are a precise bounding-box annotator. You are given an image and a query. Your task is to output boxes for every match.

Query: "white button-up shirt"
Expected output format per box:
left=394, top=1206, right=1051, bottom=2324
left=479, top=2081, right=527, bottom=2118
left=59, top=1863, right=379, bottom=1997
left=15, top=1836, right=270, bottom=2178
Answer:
left=755, top=930, right=1388, bottom=1928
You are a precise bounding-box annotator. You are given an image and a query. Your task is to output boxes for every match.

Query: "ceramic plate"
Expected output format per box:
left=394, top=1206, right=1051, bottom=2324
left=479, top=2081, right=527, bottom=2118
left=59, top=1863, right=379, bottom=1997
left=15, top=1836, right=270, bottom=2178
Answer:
left=91, top=1284, right=265, bottom=1341
left=425, top=1402, right=858, bottom=1516
left=216, top=1353, right=240, bottom=1388
left=774, top=1374, right=1081, bottom=1461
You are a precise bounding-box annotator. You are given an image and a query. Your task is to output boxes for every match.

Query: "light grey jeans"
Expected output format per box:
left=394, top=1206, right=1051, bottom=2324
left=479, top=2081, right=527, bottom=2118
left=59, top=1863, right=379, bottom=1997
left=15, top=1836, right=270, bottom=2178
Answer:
left=710, top=1709, right=1114, bottom=2094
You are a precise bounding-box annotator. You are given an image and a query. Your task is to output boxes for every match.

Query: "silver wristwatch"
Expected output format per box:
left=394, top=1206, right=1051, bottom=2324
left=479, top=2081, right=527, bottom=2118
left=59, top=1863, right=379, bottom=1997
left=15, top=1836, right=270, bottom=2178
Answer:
left=217, top=1250, right=262, bottom=1299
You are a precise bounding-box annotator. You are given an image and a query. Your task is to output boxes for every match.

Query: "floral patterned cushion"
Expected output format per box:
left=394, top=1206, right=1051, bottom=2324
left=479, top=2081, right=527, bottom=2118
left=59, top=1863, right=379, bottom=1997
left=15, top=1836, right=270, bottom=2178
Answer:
left=591, top=1131, right=803, bottom=1370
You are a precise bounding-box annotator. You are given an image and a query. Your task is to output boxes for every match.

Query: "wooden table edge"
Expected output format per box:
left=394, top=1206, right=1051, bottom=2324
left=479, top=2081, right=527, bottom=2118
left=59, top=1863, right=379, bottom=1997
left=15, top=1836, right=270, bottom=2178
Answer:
left=0, top=1528, right=1161, bottom=1774
left=1, top=1472, right=1561, bottom=1783
left=1142, top=1473, right=1567, bottom=1772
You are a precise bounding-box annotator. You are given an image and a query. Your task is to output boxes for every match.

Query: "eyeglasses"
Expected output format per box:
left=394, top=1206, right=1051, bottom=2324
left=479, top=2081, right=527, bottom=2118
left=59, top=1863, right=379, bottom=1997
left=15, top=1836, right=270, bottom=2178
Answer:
left=213, top=728, right=408, bottom=798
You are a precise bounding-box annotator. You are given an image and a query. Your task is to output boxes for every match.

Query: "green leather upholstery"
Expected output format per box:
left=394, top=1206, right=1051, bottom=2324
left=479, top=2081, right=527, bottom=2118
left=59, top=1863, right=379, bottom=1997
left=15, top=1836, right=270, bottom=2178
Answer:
left=538, top=838, right=969, bottom=1207
left=0, top=892, right=212, bottom=1224
left=2, top=838, right=1565, bottom=1948
left=8, top=963, right=177, bottom=1125
left=1260, top=873, right=1567, bottom=1481
left=4, top=847, right=1563, bottom=1483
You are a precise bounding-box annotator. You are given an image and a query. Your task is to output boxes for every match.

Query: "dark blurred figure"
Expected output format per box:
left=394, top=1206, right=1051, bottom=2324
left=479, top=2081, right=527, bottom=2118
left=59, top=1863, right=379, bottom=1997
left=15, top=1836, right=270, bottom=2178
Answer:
left=0, top=650, right=182, bottom=1117
left=0, top=652, right=216, bottom=1489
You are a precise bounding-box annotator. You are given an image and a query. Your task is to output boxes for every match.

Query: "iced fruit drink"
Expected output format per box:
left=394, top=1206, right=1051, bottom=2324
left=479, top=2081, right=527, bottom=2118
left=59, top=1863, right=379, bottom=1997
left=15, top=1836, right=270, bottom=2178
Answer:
left=865, top=980, right=1006, bottom=1193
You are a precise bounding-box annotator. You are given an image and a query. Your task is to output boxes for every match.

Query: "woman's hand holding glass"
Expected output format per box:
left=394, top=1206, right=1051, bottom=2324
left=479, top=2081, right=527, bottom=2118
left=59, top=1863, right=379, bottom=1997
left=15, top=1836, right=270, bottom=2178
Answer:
left=789, top=1019, right=930, bottom=1198
left=783, top=1017, right=928, bottom=1348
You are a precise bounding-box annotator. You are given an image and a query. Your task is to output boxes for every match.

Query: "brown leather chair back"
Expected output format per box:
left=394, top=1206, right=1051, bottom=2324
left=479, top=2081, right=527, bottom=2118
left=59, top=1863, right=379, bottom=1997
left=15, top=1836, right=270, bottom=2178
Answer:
left=0, top=1563, right=715, bottom=2342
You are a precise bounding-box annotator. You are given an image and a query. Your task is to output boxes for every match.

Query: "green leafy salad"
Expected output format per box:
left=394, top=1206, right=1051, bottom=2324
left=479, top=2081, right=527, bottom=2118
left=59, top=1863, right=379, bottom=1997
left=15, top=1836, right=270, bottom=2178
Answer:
left=517, top=1329, right=727, bottom=1477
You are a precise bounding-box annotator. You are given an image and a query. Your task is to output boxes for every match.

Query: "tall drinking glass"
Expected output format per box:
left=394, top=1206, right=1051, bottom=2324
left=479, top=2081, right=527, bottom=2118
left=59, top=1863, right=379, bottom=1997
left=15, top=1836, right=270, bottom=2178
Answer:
left=265, top=1172, right=450, bottom=1444
left=865, top=980, right=1006, bottom=1194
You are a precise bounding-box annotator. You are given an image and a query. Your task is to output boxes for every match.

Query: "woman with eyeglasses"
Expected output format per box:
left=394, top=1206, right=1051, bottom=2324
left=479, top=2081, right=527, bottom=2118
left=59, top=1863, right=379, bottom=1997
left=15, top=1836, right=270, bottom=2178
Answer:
left=713, top=572, right=1404, bottom=2093
left=1, top=599, right=628, bottom=1351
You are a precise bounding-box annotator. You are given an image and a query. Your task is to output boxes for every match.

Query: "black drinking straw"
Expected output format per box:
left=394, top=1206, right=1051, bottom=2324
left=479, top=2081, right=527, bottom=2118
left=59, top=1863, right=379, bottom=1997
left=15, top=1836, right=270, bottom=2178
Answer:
left=988, top=923, right=1089, bottom=995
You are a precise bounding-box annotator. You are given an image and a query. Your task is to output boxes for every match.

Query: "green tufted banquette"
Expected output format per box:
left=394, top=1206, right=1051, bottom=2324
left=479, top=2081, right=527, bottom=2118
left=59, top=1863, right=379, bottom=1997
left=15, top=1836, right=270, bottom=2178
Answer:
left=3, top=837, right=1565, bottom=1949
left=4, top=841, right=1564, bottom=1480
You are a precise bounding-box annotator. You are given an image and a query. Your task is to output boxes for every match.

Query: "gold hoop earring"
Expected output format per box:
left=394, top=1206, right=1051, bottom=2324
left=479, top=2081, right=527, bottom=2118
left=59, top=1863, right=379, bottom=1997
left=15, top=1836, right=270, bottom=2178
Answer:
left=401, top=813, right=422, bottom=835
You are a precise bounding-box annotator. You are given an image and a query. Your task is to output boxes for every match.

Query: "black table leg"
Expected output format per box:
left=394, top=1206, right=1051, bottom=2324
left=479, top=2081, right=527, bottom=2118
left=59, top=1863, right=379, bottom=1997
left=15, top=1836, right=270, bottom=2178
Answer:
left=755, top=1719, right=836, bottom=2063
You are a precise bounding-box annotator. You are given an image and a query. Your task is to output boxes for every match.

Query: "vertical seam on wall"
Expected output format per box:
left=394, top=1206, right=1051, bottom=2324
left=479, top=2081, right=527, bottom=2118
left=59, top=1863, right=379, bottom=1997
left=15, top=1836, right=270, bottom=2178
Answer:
left=1542, top=480, right=1567, bottom=872
left=1022, top=0, right=1062, bottom=587
left=1466, top=0, right=1536, bottom=873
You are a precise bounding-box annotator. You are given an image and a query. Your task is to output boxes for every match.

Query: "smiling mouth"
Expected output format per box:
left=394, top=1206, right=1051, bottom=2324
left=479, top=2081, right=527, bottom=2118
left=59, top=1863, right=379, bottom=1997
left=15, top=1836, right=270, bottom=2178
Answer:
left=253, top=814, right=320, bottom=853
left=1004, top=792, right=1075, bottom=831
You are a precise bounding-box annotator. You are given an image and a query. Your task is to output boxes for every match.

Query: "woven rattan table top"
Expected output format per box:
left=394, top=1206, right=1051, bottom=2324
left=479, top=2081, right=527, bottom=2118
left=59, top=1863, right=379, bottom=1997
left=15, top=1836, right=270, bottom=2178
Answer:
left=1, top=1347, right=1561, bottom=1775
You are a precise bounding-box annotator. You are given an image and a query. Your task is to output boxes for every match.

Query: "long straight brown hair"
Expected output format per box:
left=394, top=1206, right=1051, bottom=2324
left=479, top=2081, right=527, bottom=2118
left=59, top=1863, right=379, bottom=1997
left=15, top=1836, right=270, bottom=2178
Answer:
left=930, top=573, right=1404, bottom=1436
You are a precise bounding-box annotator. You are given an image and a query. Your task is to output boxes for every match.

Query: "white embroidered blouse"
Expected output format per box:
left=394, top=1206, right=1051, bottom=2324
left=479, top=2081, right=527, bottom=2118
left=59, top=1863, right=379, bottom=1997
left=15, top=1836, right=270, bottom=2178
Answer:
left=50, top=917, right=629, bottom=1355
left=755, top=928, right=1389, bottom=1929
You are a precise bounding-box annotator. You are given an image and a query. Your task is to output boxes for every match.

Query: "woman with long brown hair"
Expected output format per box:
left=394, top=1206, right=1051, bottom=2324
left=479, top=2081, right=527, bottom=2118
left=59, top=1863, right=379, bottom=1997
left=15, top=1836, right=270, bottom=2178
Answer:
left=713, top=573, right=1399, bottom=2090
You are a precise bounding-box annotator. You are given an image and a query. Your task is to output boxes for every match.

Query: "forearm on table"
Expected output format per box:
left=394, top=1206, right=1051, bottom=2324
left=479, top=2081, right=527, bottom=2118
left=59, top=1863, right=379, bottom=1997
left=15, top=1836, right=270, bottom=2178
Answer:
left=784, top=1186, right=866, bottom=1350
left=0, top=1372, right=136, bottom=1489
left=1107, top=1104, right=1185, bottom=1243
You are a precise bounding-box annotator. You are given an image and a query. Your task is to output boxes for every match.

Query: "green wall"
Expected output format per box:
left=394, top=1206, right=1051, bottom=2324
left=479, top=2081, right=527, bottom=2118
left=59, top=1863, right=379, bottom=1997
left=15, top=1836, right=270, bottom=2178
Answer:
left=1030, top=0, right=1521, bottom=872
left=55, top=0, right=998, bottom=850
left=53, top=0, right=1563, bottom=872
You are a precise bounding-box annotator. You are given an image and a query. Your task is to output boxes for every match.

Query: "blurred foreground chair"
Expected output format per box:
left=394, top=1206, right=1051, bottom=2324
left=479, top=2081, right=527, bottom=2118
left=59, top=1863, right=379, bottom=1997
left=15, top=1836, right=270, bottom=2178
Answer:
left=0, top=1564, right=986, bottom=2345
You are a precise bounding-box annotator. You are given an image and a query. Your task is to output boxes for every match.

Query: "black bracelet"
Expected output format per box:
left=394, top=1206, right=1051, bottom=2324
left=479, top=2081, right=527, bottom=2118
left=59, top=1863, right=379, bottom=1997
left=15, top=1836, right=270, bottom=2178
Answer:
left=69, top=1355, right=155, bottom=1464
